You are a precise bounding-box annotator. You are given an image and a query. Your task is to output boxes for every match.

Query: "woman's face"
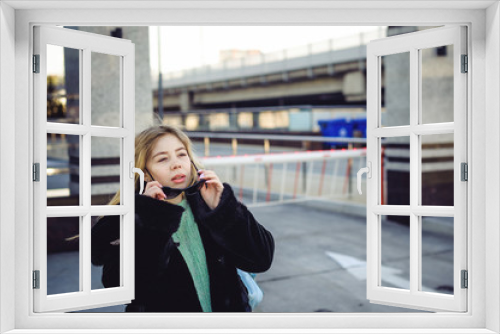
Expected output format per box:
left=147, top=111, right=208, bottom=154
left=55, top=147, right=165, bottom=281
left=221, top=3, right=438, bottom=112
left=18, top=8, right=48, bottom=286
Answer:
left=145, top=134, right=193, bottom=189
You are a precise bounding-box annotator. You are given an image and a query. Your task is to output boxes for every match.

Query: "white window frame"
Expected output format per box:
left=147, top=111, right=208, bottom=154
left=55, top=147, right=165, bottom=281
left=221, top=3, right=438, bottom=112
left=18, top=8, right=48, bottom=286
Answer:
left=0, top=1, right=498, bottom=333
left=365, top=26, right=468, bottom=312
left=32, top=25, right=136, bottom=313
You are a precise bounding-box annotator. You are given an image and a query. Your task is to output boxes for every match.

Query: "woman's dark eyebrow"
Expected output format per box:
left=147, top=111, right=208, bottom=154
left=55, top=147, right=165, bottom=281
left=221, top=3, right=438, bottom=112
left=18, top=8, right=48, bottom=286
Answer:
left=152, top=147, right=186, bottom=159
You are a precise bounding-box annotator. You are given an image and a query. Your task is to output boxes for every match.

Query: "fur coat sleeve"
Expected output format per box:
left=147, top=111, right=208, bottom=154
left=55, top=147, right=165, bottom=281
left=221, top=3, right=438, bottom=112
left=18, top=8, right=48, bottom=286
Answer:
left=187, top=183, right=274, bottom=273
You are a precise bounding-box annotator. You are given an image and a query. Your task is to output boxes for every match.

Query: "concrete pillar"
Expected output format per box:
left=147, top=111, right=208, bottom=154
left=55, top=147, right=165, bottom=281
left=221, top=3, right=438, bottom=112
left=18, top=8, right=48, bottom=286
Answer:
left=252, top=111, right=260, bottom=130
left=342, top=70, right=366, bottom=102
left=179, top=90, right=193, bottom=128
left=384, top=26, right=454, bottom=224
left=229, top=106, right=238, bottom=130
left=179, top=90, right=192, bottom=112
left=65, top=27, right=153, bottom=201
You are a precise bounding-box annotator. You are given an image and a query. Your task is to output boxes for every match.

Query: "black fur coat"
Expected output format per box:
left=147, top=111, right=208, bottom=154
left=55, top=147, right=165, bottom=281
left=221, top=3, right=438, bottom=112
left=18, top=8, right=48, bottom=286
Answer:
left=91, top=184, right=274, bottom=312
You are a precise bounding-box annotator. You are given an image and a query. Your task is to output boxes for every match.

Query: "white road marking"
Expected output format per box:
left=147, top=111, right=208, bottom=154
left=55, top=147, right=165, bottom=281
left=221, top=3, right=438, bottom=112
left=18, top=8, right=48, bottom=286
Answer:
left=325, top=251, right=437, bottom=292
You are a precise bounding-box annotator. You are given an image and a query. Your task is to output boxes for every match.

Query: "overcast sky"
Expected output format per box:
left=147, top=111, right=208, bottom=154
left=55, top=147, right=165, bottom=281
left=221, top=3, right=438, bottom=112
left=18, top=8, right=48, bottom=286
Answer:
left=148, top=26, right=385, bottom=74
left=47, top=26, right=385, bottom=77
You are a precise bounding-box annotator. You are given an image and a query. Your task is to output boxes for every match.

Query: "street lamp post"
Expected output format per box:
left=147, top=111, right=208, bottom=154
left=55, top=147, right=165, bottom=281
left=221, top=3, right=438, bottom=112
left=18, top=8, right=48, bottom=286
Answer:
left=157, top=26, right=164, bottom=122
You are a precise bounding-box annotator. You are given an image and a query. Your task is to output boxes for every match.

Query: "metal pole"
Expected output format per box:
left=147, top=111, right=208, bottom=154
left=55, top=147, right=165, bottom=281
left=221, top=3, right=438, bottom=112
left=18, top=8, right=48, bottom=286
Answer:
left=232, top=138, right=238, bottom=181
left=232, top=138, right=238, bottom=155
left=253, top=164, right=259, bottom=204
left=330, top=159, right=340, bottom=197
left=280, top=162, right=287, bottom=202
left=204, top=137, right=210, bottom=157
left=264, top=139, right=270, bottom=154
left=157, top=27, right=164, bottom=122
left=348, top=143, right=353, bottom=198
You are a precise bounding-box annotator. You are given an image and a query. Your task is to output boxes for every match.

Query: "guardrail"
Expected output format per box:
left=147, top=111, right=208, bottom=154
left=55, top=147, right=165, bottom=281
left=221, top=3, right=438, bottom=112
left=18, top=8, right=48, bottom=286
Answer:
left=46, top=133, right=369, bottom=206
left=200, top=148, right=367, bottom=207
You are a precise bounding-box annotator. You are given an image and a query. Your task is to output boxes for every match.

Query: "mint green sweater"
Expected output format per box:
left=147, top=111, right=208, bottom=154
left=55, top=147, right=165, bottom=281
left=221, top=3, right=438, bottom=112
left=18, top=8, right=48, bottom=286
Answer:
left=171, top=199, right=212, bottom=312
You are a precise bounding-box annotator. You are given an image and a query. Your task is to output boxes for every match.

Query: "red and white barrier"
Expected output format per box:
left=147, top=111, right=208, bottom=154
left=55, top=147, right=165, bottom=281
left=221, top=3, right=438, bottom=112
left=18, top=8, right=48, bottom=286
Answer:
left=199, top=148, right=366, bottom=166
left=199, top=148, right=367, bottom=207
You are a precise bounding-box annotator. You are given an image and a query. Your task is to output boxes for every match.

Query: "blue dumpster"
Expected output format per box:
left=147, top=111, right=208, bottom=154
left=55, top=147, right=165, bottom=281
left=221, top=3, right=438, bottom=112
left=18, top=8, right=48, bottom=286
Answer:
left=318, top=118, right=354, bottom=148
left=352, top=118, right=367, bottom=138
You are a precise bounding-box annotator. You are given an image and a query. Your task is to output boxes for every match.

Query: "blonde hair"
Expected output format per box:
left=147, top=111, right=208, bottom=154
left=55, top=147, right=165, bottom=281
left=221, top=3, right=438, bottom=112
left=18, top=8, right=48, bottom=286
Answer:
left=67, top=125, right=200, bottom=241
left=107, top=125, right=201, bottom=206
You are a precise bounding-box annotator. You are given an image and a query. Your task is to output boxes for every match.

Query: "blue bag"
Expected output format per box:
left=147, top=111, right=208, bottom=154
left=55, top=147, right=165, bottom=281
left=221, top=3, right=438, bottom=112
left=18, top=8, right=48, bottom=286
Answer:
left=237, top=269, right=263, bottom=311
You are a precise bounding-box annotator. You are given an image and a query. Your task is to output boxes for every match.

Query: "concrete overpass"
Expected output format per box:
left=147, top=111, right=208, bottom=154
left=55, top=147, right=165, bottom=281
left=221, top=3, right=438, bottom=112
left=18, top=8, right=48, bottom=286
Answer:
left=154, top=28, right=386, bottom=111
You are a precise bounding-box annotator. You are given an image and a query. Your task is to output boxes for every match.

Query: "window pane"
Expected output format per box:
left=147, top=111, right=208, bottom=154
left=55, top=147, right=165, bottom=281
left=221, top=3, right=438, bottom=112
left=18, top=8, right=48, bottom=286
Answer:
left=185, top=114, right=200, bottom=131
left=91, top=52, right=121, bottom=127
left=381, top=52, right=410, bottom=127
left=421, top=216, right=454, bottom=295
left=91, top=137, right=121, bottom=205
left=381, top=215, right=410, bottom=290
left=381, top=137, right=410, bottom=206
left=91, top=215, right=121, bottom=290
left=209, top=113, right=230, bottom=130
left=421, top=133, right=454, bottom=206
left=421, top=45, right=454, bottom=124
left=47, top=216, right=80, bottom=295
left=47, top=133, right=80, bottom=206
left=238, top=112, right=254, bottom=129
left=47, top=44, right=80, bottom=124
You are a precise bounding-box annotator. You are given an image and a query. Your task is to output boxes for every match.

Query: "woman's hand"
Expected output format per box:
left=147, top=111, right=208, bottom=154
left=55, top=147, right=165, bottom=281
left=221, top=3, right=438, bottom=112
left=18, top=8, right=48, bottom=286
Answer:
left=198, top=170, right=224, bottom=210
left=142, top=181, right=166, bottom=200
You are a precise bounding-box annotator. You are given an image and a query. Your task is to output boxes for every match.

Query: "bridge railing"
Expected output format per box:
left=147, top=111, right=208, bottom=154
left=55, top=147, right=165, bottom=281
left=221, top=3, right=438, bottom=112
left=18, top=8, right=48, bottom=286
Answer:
left=160, top=27, right=387, bottom=87
left=199, top=148, right=367, bottom=208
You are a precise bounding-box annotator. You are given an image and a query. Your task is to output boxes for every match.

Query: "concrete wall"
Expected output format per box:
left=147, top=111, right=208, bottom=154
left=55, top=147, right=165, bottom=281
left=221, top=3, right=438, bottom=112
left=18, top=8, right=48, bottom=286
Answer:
left=73, top=26, right=154, bottom=133
left=65, top=27, right=153, bottom=199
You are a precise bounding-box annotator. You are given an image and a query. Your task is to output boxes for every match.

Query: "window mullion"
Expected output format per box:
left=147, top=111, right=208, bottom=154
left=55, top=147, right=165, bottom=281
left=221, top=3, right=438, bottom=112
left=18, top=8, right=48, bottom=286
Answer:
left=365, top=50, right=380, bottom=300
left=82, top=214, right=91, bottom=294
left=372, top=205, right=411, bottom=215
left=409, top=47, right=420, bottom=294
left=82, top=47, right=91, bottom=208
left=82, top=47, right=92, bottom=296
left=413, top=123, right=454, bottom=135
left=79, top=216, right=84, bottom=293
left=80, top=135, right=90, bottom=297
left=372, top=126, right=411, bottom=138
left=45, top=123, right=130, bottom=137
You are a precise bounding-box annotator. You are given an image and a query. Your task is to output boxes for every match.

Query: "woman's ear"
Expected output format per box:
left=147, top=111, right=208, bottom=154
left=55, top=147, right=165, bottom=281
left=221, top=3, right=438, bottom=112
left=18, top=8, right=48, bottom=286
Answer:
left=144, top=167, right=154, bottom=182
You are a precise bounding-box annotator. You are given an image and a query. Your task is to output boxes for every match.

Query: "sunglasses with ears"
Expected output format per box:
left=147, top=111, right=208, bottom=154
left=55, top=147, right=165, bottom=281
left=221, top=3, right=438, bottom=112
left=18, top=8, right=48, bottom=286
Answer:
left=144, top=160, right=206, bottom=199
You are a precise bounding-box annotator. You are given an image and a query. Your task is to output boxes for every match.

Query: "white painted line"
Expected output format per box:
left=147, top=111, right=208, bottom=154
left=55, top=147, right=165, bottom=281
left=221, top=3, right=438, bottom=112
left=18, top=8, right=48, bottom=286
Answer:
left=325, top=251, right=437, bottom=292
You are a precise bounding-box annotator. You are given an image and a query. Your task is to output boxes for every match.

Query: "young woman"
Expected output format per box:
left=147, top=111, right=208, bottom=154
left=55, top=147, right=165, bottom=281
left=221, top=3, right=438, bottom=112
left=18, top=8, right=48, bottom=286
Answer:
left=91, top=125, right=275, bottom=312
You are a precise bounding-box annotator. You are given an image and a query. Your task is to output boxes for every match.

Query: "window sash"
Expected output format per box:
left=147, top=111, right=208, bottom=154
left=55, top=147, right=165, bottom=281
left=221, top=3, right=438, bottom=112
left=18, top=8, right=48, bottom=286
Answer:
left=366, top=26, right=467, bottom=312
left=32, top=25, right=136, bottom=313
